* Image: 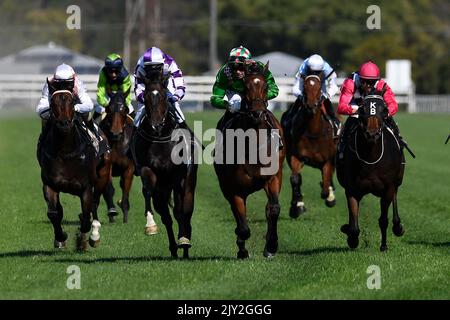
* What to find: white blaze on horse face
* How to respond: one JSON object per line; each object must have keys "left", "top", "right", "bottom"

{"left": 151, "top": 90, "right": 159, "bottom": 98}
{"left": 309, "top": 80, "right": 315, "bottom": 86}
{"left": 253, "top": 78, "right": 260, "bottom": 85}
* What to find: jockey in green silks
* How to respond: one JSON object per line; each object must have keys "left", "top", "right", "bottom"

{"left": 210, "top": 46, "right": 279, "bottom": 113}
{"left": 93, "top": 53, "right": 134, "bottom": 122}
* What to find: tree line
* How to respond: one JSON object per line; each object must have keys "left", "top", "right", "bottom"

{"left": 0, "top": 0, "right": 448, "bottom": 94}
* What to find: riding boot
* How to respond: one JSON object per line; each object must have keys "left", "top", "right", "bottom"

{"left": 385, "top": 116, "right": 406, "bottom": 147}
{"left": 37, "top": 119, "right": 50, "bottom": 162}
{"left": 127, "top": 126, "right": 141, "bottom": 177}
{"left": 324, "top": 99, "right": 342, "bottom": 138}
{"left": 337, "top": 117, "right": 358, "bottom": 159}
{"left": 93, "top": 111, "right": 103, "bottom": 125}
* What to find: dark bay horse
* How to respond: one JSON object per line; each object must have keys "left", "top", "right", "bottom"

{"left": 214, "top": 62, "right": 286, "bottom": 259}
{"left": 281, "top": 74, "right": 338, "bottom": 218}
{"left": 131, "top": 74, "right": 198, "bottom": 258}
{"left": 99, "top": 89, "right": 135, "bottom": 223}
{"left": 37, "top": 87, "right": 112, "bottom": 251}
{"left": 336, "top": 95, "right": 405, "bottom": 251}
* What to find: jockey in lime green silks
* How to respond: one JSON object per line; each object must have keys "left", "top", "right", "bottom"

{"left": 94, "top": 53, "right": 134, "bottom": 122}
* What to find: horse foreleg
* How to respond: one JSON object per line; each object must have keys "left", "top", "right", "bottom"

{"left": 77, "top": 189, "right": 94, "bottom": 251}
{"left": 379, "top": 191, "right": 394, "bottom": 252}
{"left": 229, "top": 195, "right": 250, "bottom": 259}
{"left": 321, "top": 161, "right": 336, "bottom": 208}
{"left": 263, "top": 176, "right": 281, "bottom": 258}
{"left": 119, "top": 165, "right": 134, "bottom": 223}
{"left": 153, "top": 190, "right": 178, "bottom": 258}
{"left": 95, "top": 154, "right": 113, "bottom": 222}
{"left": 141, "top": 167, "right": 158, "bottom": 235}
{"left": 392, "top": 190, "right": 405, "bottom": 237}
{"left": 43, "top": 185, "right": 67, "bottom": 248}
{"left": 289, "top": 155, "right": 306, "bottom": 218}
{"left": 341, "top": 192, "right": 361, "bottom": 249}
{"left": 103, "top": 182, "right": 118, "bottom": 223}
{"left": 174, "top": 167, "right": 197, "bottom": 259}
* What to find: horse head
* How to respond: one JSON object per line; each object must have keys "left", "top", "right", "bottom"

{"left": 105, "top": 88, "right": 130, "bottom": 140}
{"left": 143, "top": 73, "right": 171, "bottom": 131}
{"left": 48, "top": 79, "right": 75, "bottom": 133}
{"left": 302, "top": 74, "right": 323, "bottom": 115}
{"left": 358, "top": 95, "right": 388, "bottom": 142}
{"left": 244, "top": 61, "right": 269, "bottom": 125}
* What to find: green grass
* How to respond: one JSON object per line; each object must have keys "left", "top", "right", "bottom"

{"left": 0, "top": 111, "right": 449, "bottom": 299}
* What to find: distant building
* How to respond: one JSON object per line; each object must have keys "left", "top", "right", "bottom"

{"left": 253, "top": 51, "right": 304, "bottom": 77}
{"left": 0, "top": 42, "right": 103, "bottom": 75}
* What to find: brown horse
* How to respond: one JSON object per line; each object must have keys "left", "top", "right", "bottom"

{"left": 336, "top": 95, "right": 405, "bottom": 251}
{"left": 281, "top": 75, "right": 338, "bottom": 218}
{"left": 131, "top": 73, "right": 198, "bottom": 258}
{"left": 37, "top": 87, "right": 112, "bottom": 251}
{"left": 99, "top": 89, "right": 135, "bottom": 223}
{"left": 214, "top": 62, "right": 286, "bottom": 259}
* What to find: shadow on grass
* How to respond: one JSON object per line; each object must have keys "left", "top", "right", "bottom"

{"left": 0, "top": 250, "right": 61, "bottom": 258}
{"left": 53, "top": 255, "right": 237, "bottom": 264}
{"left": 406, "top": 241, "right": 450, "bottom": 248}
{"left": 0, "top": 249, "right": 237, "bottom": 263}
{"left": 282, "top": 246, "right": 348, "bottom": 256}
{"left": 38, "top": 220, "right": 81, "bottom": 226}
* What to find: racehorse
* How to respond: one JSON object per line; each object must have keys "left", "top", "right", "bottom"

{"left": 214, "top": 62, "right": 286, "bottom": 259}
{"left": 336, "top": 95, "right": 405, "bottom": 251}
{"left": 37, "top": 84, "right": 112, "bottom": 251}
{"left": 131, "top": 72, "right": 198, "bottom": 258}
{"left": 280, "top": 74, "right": 338, "bottom": 218}
{"left": 98, "top": 89, "right": 135, "bottom": 223}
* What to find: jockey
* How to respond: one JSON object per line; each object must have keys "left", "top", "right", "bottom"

{"left": 93, "top": 53, "right": 134, "bottom": 123}
{"left": 291, "top": 54, "right": 341, "bottom": 136}
{"left": 133, "top": 46, "right": 187, "bottom": 127}
{"left": 210, "top": 45, "right": 279, "bottom": 116}
{"left": 337, "top": 60, "right": 404, "bottom": 152}
{"left": 36, "top": 63, "right": 104, "bottom": 151}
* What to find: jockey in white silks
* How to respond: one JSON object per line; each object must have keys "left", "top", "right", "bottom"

{"left": 291, "top": 54, "right": 341, "bottom": 136}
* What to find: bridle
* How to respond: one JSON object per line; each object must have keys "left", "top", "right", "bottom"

{"left": 302, "top": 75, "right": 323, "bottom": 112}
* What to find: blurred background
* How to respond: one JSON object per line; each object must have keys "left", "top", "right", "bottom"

{"left": 0, "top": 0, "right": 448, "bottom": 112}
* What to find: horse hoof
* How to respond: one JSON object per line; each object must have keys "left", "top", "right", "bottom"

{"left": 392, "top": 224, "right": 405, "bottom": 237}
{"left": 123, "top": 217, "right": 128, "bottom": 224}
{"left": 108, "top": 215, "right": 115, "bottom": 223}
{"left": 177, "top": 237, "right": 192, "bottom": 248}
{"left": 237, "top": 250, "right": 249, "bottom": 259}
{"left": 263, "top": 249, "right": 276, "bottom": 259}
{"left": 347, "top": 235, "right": 359, "bottom": 249}
{"left": 289, "top": 204, "right": 306, "bottom": 219}
{"left": 53, "top": 240, "right": 66, "bottom": 249}
{"left": 182, "top": 247, "right": 190, "bottom": 259}
{"left": 380, "top": 245, "right": 388, "bottom": 252}
{"left": 340, "top": 224, "right": 350, "bottom": 235}
{"left": 89, "top": 238, "right": 100, "bottom": 248}
{"left": 76, "top": 233, "right": 89, "bottom": 252}
{"left": 325, "top": 199, "right": 336, "bottom": 208}
{"left": 144, "top": 225, "right": 158, "bottom": 235}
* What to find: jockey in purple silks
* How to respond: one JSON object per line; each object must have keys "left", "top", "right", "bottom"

{"left": 133, "top": 46, "right": 187, "bottom": 127}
